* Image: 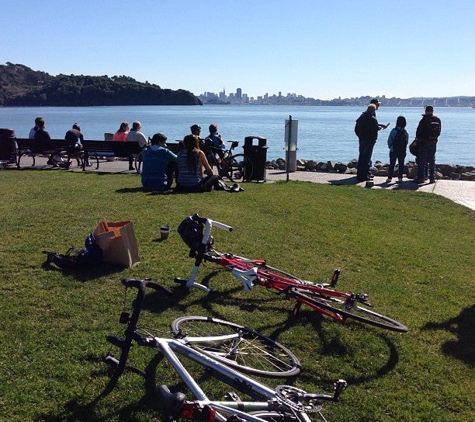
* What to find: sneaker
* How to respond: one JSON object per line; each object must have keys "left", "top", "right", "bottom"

{"left": 429, "top": 179, "right": 435, "bottom": 184}
{"left": 386, "top": 178, "right": 392, "bottom": 183}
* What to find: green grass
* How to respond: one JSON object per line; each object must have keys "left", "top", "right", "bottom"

{"left": 0, "top": 169, "right": 474, "bottom": 422}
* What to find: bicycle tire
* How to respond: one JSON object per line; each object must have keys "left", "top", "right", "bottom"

{"left": 134, "top": 151, "right": 143, "bottom": 174}
{"left": 170, "top": 316, "right": 301, "bottom": 378}
{"left": 224, "top": 154, "right": 253, "bottom": 182}
{"left": 293, "top": 289, "right": 408, "bottom": 333}
{"left": 248, "top": 412, "right": 298, "bottom": 422}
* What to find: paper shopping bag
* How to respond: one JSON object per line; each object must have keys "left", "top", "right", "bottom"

{"left": 93, "top": 221, "right": 140, "bottom": 268}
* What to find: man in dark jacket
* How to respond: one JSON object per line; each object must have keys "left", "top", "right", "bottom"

{"left": 355, "top": 104, "right": 379, "bottom": 182}
{"left": 414, "top": 106, "right": 441, "bottom": 183}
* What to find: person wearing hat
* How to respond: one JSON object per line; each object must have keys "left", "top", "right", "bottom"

{"left": 190, "top": 124, "right": 205, "bottom": 148}
{"left": 141, "top": 133, "right": 177, "bottom": 191}
{"left": 354, "top": 104, "right": 379, "bottom": 182}
{"left": 414, "top": 106, "right": 441, "bottom": 184}
{"left": 370, "top": 99, "right": 390, "bottom": 130}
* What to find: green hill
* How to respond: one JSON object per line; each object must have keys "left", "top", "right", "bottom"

{"left": 0, "top": 62, "right": 202, "bottom": 106}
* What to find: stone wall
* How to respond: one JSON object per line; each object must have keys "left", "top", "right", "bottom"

{"left": 266, "top": 158, "right": 475, "bottom": 181}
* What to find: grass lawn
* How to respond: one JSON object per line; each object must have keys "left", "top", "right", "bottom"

{"left": 0, "top": 169, "right": 474, "bottom": 422}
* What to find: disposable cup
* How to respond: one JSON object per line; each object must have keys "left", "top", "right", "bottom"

{"left": 160, "top": 225, "right": 171, "bottom": 240}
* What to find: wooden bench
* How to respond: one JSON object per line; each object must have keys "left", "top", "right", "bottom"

{"left": 15, "top": 138, "right": 84, "bottom": 169}
{"left": 81, "top": 140, "right": 144, "bottom": 171}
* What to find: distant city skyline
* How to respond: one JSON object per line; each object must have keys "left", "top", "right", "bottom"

{"left": 199, "top": 88, "right": 475, "bottom": 107}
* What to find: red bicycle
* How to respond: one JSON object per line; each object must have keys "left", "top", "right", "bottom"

{"left": 175, "top": 214, "right": 408, "bottom": 333}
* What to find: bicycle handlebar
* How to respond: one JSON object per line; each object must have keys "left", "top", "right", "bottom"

{"left": 191, "top": 213, "right": 233, "bottom": 232}
{"left": 121, "top": 278, "right": 173, "bottom": 296}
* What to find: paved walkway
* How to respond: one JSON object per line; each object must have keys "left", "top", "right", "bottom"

{"left": 265, "top": 169, "right": 475, "bottom": 211}
{"left": 13, "top": 156, "right": 475, "bottom": 211}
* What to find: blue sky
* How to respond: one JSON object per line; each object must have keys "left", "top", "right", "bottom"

{"left": 2, "top": 0, "right": 474, "bottom": 100}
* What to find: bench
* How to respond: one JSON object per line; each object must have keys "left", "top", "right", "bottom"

{"left": 81, "top": 140, "right": 144, "bottom": 171}
{"left": 15, "top": 138, "right": 84, "bottom": 169}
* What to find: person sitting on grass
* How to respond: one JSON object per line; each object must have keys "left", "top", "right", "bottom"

{"left": 141, "top": 133, "right": 177, "bottom": 191}
{"left": 176, "top": 134, "right": 220, "bottom": 192}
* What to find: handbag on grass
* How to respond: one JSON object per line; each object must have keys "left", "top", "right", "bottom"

{"left": 93, "top": 221, "right": 140, "bottom": 268}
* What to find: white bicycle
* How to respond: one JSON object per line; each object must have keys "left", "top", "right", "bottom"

{"left": 103, "top": 278, "right": 347, "bottom": 422}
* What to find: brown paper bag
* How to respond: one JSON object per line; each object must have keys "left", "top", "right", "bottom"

{"left": 93, "top": 221, "right": 140, "bottom": 268}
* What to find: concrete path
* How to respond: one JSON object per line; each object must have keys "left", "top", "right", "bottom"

{"left": 13, "top": 156, "right": 475, "bottom": 211}
{"left": 266, "top": 169, "right": 475, "bottom": 211}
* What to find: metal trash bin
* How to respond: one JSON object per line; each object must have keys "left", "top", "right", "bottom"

{"left": 0, "top": 128, "right": 17, "bottom": 166}
{"left": 243, "top": 136, "right": 268, "bottom": 182}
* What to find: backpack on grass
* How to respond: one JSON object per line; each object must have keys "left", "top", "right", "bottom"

{"left": 43, "top": 233, "right": 103, "bottom": 270}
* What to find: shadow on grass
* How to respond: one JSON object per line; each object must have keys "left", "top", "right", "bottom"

{"left": 422, "top": 304, "right": 475, "bottom": 366}
{"left": 34, "top": 372, "right": 158, "bottom": 422}
{"left": 41, "top": 260, "right": 125, "bottom": 282}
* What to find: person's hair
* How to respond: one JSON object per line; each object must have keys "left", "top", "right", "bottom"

{"left": 150, "top": 133, "right": 167, "bottom": 146}
{"left": 209, "top": 124, "right": 218, "bottom": 134}
{"left": 132, "top": 121, "right": 141, "bottom": 131}
{"left": 182, "top": 134, "right": 199, "bottom": 173}
{"left": 36, "top": 118, "right": 45, "bottom": 128}
{"left": 118, "top": 122, "right": 129, "bottom": 133}
{"left": 190, "top": 124, "right": 201, "bottom": 134}
{"left": 72, "top": 123, "right": 81, "bottom": 131}
{"left": 396, "top": 116, "right": 406, "bottom": 128}
{"left": 366, "top": 104, "right": 376, "bottom": 114}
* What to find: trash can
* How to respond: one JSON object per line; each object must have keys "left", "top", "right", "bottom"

{"left": 0, "top": 128, "right": 17, "bottom": 165}
{"left": 244, "top": 136, "right": 268, "bottom": 182}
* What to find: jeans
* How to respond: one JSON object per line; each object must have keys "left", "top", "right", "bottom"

{"left": 357, "top": 140, "right": 375, "bottom": 180}
{"left": 388, "top": 152, "right": 406, "bottom": 179}
{"left": 417, "top": 143, "right": 437, "bottom": 181}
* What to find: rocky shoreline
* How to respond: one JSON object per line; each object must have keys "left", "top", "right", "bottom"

{"left": 267, "top": 158, "right": 475, "bottom": 181}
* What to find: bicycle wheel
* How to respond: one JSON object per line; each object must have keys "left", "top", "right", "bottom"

{"left": 224, "top": 154, "right": 253, "bottom": 182}
{"left": 293, "top": 289, "right": 408, "bottom": 333}
{"left": 171, "top": 316, "right": 300, "bottom": 378}
{"left": 248, "top": 412, "right": 298, "bottom": 422}
{"left": 134, "top": 151, "right": 143, "bottom": 174}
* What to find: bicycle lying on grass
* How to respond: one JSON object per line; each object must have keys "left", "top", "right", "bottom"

{"left": 175, "top": 215, "right": 408, "bottom": 333}
{"left": 103, "top": 278, "right": 347, "bottom": 422}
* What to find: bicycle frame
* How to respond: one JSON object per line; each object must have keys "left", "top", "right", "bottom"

{"left": 176, "top": 215, "right": 408, "bottom": 333}
{"left": 103, "top": 278, "right": 346, "bottom": 422}
{"left": 181, "top": 217, "right": 353, "bottom": 323}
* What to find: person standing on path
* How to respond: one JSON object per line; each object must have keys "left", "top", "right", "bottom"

{"left": 414, "top": 106, "right": 441, "bottom": 184}
{"left": 355, "top": 104, "right": 379, "bottom": 182}
{"left": 386, "top": 116, "right": 409, "bottom": 184}
{"left": 370, "top": 98, "right": 390, "bottom": 131}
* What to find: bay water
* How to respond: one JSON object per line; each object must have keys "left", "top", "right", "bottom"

{"left": 0, "top": 105, "right": 473, "bottom": 166}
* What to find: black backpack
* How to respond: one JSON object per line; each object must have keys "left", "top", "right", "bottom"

{"left": 43, "top": 233, "right": 103, "bottom": 270}
{"left": 427, "top": 119, "right": 441, "bottom": 140}
{"left": 392, "top": 128, "right": 408, "bottom": 154}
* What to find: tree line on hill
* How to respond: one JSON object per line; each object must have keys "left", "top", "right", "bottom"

{"left": 0, "top": 63, "right": 202, "bottom": 107}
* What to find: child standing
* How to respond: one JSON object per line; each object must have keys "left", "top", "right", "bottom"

{"left": 386, "top": 116, "right": 409, "bottom": 184}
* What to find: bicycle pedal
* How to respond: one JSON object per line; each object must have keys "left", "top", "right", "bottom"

{"left": 225, "top": 391, "right": 242, "bottom": 402}
{"left": 330, "top": 269, "right": 341, "bottom": 287}
{"left": 106, "top": 335, "right": 126, "bottom": 348}
{"left": 119, "top": 311, "right": 130, "bottom": 324}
